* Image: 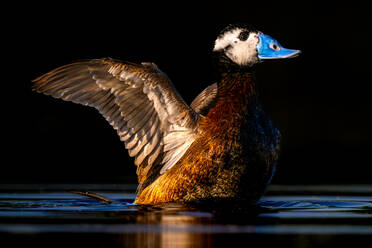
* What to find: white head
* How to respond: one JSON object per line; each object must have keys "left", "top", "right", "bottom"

{"left": 213, "top": 24, "right": 301, "bottom": 67}
{"left": 214, "top": 27, "right": 260, "bottom": 66}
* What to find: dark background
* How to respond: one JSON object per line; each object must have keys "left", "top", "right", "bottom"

{"left": 3, "top": 1, "right": 371, "bottom": 184}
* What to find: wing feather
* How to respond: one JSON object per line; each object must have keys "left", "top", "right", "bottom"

{"left": 190, "top": 83, "right": 217, "bottom": 115}
{"left": 147, "top": 133, "right": 162, "bottom": 165}
{"left": 32, "top": 58, "right": 200, "bottom": 187}
{"left": 131, "top": 108, "right": 155, "bottom": 134}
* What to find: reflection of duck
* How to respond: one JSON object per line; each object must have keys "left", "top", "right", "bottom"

{"left": 32, "top": 24, "right": 300, "bottom": 204}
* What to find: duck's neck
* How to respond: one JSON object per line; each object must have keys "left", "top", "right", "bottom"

{"left": 211, "top": 52, "right": 258, "bottom": 112}
{"left": 219, "top": 71, "right": 257, "bottom": 103}
{"left": 202, "top": 71, "right": 258, "bottom": 135}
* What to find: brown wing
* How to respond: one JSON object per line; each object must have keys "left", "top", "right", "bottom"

{"left": 32, "top": 58, "right": 199, "bottom": 187}
{"left": 190, "top": 83, "right": 217, "bottom": 116}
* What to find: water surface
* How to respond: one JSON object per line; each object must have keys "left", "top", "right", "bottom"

{"left": 1, "top": 184, "right": 371, "bottom": 247}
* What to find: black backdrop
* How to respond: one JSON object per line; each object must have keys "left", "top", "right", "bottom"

{"left": 3, "top": 1, "right": 371, "bottom": 184}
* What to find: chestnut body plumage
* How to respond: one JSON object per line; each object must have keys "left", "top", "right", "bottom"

{"left": 135, "top": 72, "right": 280, "bottom": 204}
{"left": 32, "top": 24, "right": 299, "bottom": 204}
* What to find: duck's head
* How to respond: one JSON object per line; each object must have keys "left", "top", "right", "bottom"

{"left": 213, "top": 24, "right": 301, "bottom": 68}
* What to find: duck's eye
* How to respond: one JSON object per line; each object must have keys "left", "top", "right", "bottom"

{"left": 270, "top": 43, "right": 281, "bottom": 51}
{"left": 238, "top": 31, "right": 249, "bottom": 41}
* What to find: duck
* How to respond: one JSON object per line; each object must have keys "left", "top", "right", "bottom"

{"left": 32, "top": 24, "right": 300, "bottom": 205}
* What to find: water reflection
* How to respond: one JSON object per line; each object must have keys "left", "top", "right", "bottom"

{"left": 117, "top": 212, "right": 215, "bottom": 248}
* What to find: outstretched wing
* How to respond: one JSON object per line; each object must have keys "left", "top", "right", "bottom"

{"left": 190, "top": 83, "right": 217, "bottom": 116}
{"left": 32, "top": 58, "right": 199, "bottom": 186}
